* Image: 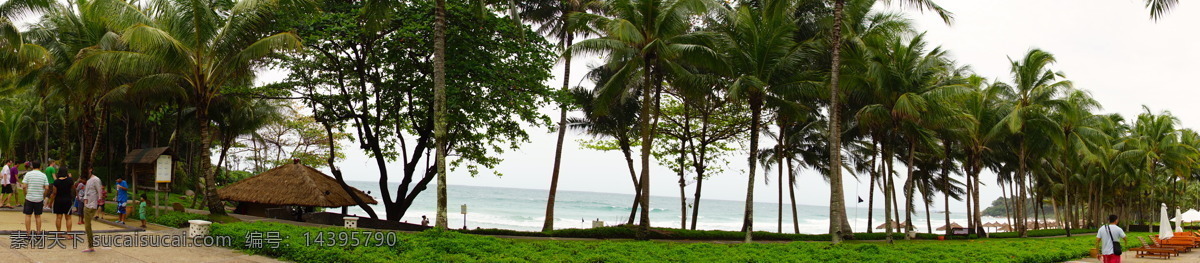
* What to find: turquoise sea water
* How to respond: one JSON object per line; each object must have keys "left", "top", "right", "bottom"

{"left": 342, "top": 181, "right": 1003, "bottom": 234}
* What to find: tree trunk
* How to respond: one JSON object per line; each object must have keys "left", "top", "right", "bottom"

{"left": 1001, "top": 181, "right": 1012, "bottom": 229}
{"left": 943, "top": 142, "right": 952, "bottom": 236}
{"left": 635, "top": 57, "right": 655, "bottom": 240}
{"left": 883, "top": 144, "right": 894, "bottom": 244}
{"left": 827, "top": 0, "right": 851, "bottom": 244}
{"left": 678, "top": 141, "right": 687, "bottom": 229}
{"left": 1016, "top": 142, "right": 1027, "bottom": 237}
{"left": 432, "top": 0, "right": 449, "bottom": 230}
{"left": 543, "top": 33, "right": 575, "bottom": 232}
{"left": 742, "top": 93, "right": 762, "bottom": 243}
{"left": 777, "top": 120, "right": 785, "bottom": 233}
{"left": 903, "top": 139, "right": 916, "bottom": 239}
{"left": 788, "top": 154, "right": 799, "bottom": 234}
{"left": 690, "top": 104, "right": 710, "bottom": 231}
{"left": 972, "top": 159, "right": 982, "bottom": 236}
{"left": 321, "top": 121, "right": 377, "bottom": 218}
{"left": 197, "top": 103, "right": 225, "bottom": 216}
{"left": 924, "top": 197, "right": 932, "bottom": 234}
{"left": 620, "top": 139, "right": 640, "bottom": 225}
{"left": 867, "top": 140, "right": 877, "bottom": 234}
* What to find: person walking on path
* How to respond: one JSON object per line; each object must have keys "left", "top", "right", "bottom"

{"left": 48, "top": 170, "right": 75, "bottom": 233}
{"left": 1096, "top": 214, "right": 1127, "bottom": 263}
{"left": 115, "top": 178, "right": 129, "bottom": 224}
{"left": 0, "top": 160, "right": 12, "bottom": 208}
{"left": 82, "top": 168, "right": 102, "bottom": 253}
{"left": 21, "top": 161, "right": 48, "bottom": 233}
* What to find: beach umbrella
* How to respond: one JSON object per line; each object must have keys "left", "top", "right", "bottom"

{"left": 875, "top": 220, "right": 899, "bottom": 230}
{"left": 1159, "top": 203, "right": 1174, "bottom": 239}
{"left": 936, "top": 222, "right": 963, "bottom": 231}
{"left": 1177, "top": 208, "right": 1184, "bottom": 233}
{"left": 1174, "top": 209, "right": 1200, "bottom": 222}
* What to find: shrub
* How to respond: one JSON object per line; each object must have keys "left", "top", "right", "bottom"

{"left": 211, "top": 221, "right": 1154, "bottom": 263}
{"left": 990, "top": 228, "right": 1097, "bottom": 238}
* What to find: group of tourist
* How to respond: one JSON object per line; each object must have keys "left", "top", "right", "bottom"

{"left": 0, "top": 159, "right": 147, "bottom": 252}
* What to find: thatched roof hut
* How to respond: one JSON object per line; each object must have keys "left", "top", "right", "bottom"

{"left": 219, "top": 161, "right": 376, "bottom": 218}
{"left": 936, "top": 222, "right": 963, "bottom": 231}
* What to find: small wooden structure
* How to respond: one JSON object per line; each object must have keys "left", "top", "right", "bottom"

{"left": 122, "top": 147, "right": 171, "bottom": 190}
{"left": 217, "top": 160, "right": 376, "bottom": 219}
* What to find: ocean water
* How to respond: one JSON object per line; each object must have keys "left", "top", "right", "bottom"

{"left": 341, "top": 181, "right": 1005, "bottom": 234}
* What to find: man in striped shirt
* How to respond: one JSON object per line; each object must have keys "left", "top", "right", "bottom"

{"left": 22, "top": 161, "right": 48, "bottom": 233}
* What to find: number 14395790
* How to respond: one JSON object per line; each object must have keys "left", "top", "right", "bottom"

{"left": 302, "top": 231, "right": 398, "bottom": 247}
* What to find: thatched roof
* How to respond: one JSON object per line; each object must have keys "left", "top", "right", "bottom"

{"left": 936, "top": 222, "right": 963, "bottom": 231}
{"left": 218, "top": 161, "right": 377, "bottom": 207}
{"left": 123, "top": 147, "right": 170, "bottom": 164}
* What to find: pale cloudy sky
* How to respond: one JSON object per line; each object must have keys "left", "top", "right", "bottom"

{"left": 272, "top": 0, "right": 1200, "bottom": 217}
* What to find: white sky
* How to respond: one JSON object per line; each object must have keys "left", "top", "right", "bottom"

{"left": 268, "top": 0, "right": 1199, "bottom": 217}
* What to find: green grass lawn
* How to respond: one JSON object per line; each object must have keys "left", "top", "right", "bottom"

{"left": 211, "top": 221, "right": 1153, "bottom": 263}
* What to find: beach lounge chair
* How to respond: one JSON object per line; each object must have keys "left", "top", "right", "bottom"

{"left": 1151, "top": 235, "right": 1196, "bottom": 251}
{"left": 1132, "top": 236, "right": 1178, "bottom": 259}
{"left": 1162, "top": 234, "right": 1200, "bottom": 247}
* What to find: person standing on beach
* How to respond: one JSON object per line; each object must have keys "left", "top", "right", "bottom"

{"left": 21, "top": 161, "right": 48, "bottom": 233}
{"left": 0, "top": 160, "right": 12, "bottom": 208}
{"left": 1096, "top": 214, "right": 1127, "bottom": 263}
{"left": 44, "top": 160, "right": 57, "bottom": 184}
{"left": 82, "top": 169, "right": 102, "bottom": 253}
{"left": 48, "top": 171, "right": 75, "bottom": 233}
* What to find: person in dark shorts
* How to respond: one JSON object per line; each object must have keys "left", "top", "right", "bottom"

{"left": 21, "top": 161, "right": 48, "bottom": 233}
{"left": 48, "top": 170, "right": 75, "bottom": 233}
{"left": 0, "top": 160, "right": 12, "bottom": 208}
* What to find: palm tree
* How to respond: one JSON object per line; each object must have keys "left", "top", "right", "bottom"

{"left": 564, "top": 68, "right": 643, "bottom": 225}
{"left": 1145, "top": 0, "right": 1178, "bottom": 20}
{"left": 73, "top": 0, "right": 309, "bottom": 215}
{"left": 521, "top": 0, "right": 605, "bottom": 233}
{"left": 0, "top": 17, "right": 50, "bottom": 74}
{"left": 1047, "top": 89, "right": 1103, "bottom": 236}
{"left": 992, "top": 49, "right": 1071, "bottom": 237}
{"left": 568, "top": 0, "right": 718, "bottom": 238}
{"left": 826, "top": 0, "right": 951, "bottom": 243}
{"left": 713, "top": 0, "right": 817, "bottom": 242}
{"left": 433, "top": 0, "right": 450, "bottom": 230}
{"left": 954, "top": 75, "right": 1006, "bottom": 235}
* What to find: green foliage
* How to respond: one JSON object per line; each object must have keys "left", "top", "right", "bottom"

{"left": 463, "top": 225, "right": 930, "bottom": 241}
{"left": 212, "top": 221, "right": 1150, "bottom": 263}
{"left": 989, "top": 228, "right": 1097, "bottom": 238}
{"left": 981, "top": 197, "right": 1055, "bottom": 217}
{"left": 152, "top": 210, "right": 212, "bottom": 228}
{"left": 288, "top": 0, "right": 557, "bottom": 176}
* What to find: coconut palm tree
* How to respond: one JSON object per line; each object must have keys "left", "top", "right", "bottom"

{"left": 568, "top": 0, "right": 718, "bottom": 238}
{"left": 520, "top": 0, "right": 606, "bottom": 233}
{"left": 953, "top": 75, "right": 1006, "bottom": 235}
{"left": 854, "top": 32, "right": 963, "bottom": 239}
{"left": 992, "top": 49, "right": 1072, "bottom": 237}
{"left": 1145, "top": 0, "right": 1178, "bottom": 20}
{"left": 433, "top": 0, "right": 450, "bottom": 230}
{"left": 710, "top": 0, "right": 815, "bottom": 243}
{"left": 826, "top": 0, "right": 951, "bottom": 243}
{"left": 71, "top": 0, "right": 309, "bottom": 215}
{"left": 1046, "top": 89, "right": 1104, "bottom": 236}
{"left": 564, "top": 67, "right": 644, "bottom": 225}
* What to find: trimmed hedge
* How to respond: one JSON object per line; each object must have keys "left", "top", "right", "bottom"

{"left": 210, "top": 221, "right": 1154, "bottom": 263}
{"left": 460, "top": 225, "right": 973, "bottom": 241}
{"left": 990, "top": 228, "right": 1098, "bottom": 238}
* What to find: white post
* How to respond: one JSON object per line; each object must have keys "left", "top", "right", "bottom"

{"left": 343, "top": 217, "right": 359, "bottom": 229}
